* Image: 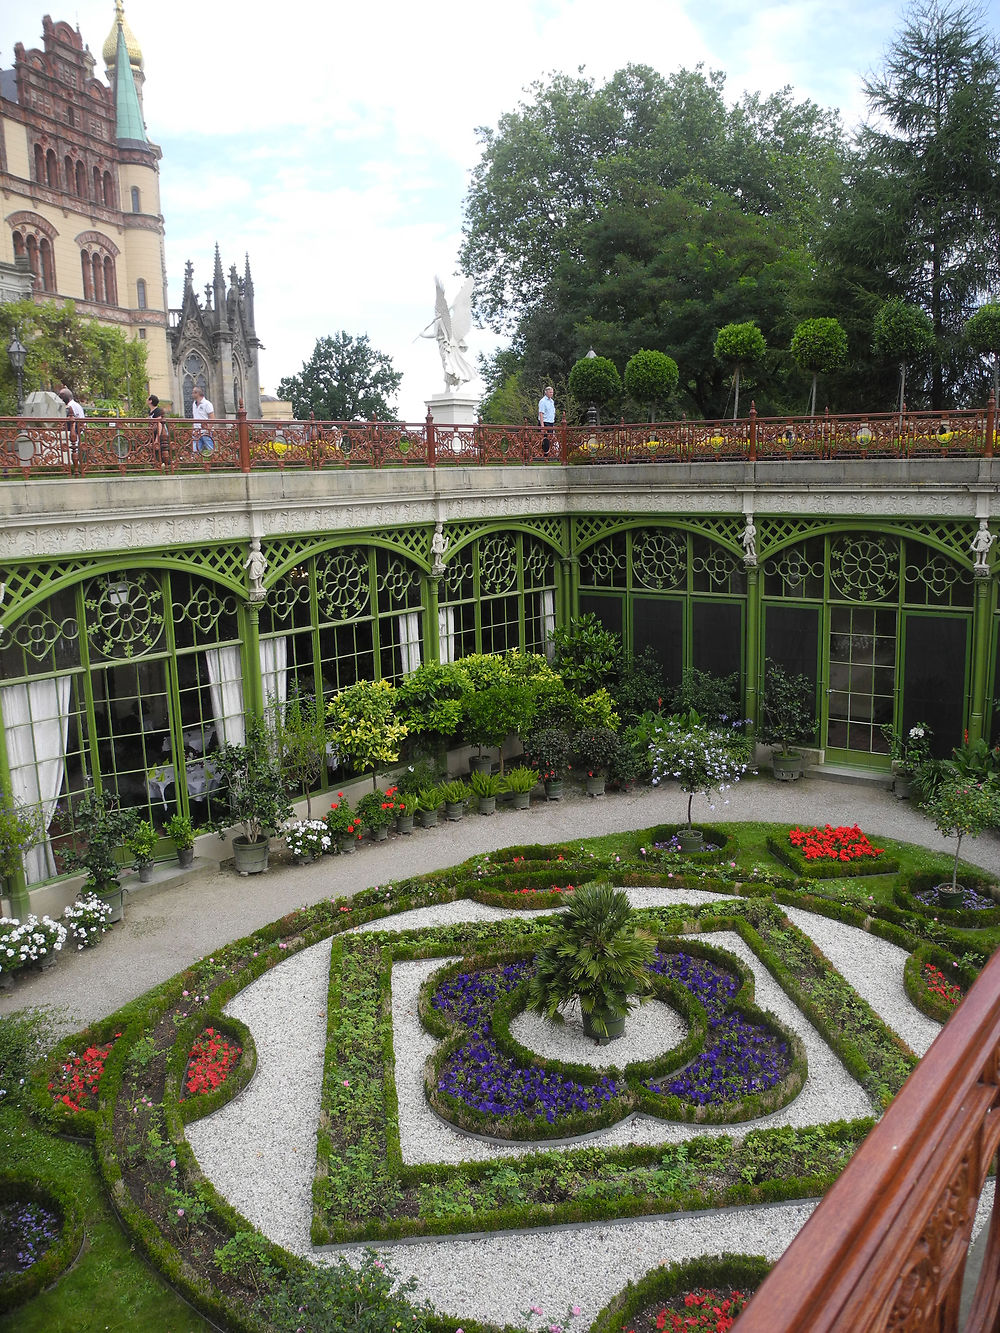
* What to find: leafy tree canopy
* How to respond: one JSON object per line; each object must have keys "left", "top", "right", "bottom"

{"left": 623, "top": 349, "right": 679, "bottom": 416}
{"left": 0, "top": 299, "right": 148, "bottom": 416}
{"left": 278, "top": 332, "right": 402, "bottom": 421}
{"left": 568, "top": 355, "right": 621, "bottom": 416}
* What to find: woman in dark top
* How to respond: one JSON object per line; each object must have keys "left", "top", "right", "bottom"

{"left": 148, "top": 394, "right": 169, "bottom": 468}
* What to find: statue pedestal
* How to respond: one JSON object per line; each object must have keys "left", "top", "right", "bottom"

{"left": 425, "top": 393, "right": 479, "bottom": 428}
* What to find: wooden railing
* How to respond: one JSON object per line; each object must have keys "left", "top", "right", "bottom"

{"left": 0, "top": 398, "right": 995, "bottom": 478}
{"left": 735, "top": 945, "right": 1000, "bottom": 1331}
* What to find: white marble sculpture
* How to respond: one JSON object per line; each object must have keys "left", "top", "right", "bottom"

{"left": 971, "top": 519, "right": 995, "bottom": 573}
{"left": 741, "top": 515, "right": 757, "bottom": 566}
{"left": 430, "top": 522, "right": 449, "bottom": 576}
{"left": 419, "top": 276, "right": 475, "bottom": 393}
{"left": 245, "top": 539, "right": 268, "bottom": 599}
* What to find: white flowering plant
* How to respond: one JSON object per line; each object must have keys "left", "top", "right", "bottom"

{"left": 879, "top": 720, "right": 933, "bottom": 776}
{"left": 0, "top": 913, "right": 67, "bottom": 974}
{"left": 284, "top": 819, "right": 332, "bottom": 859}
{"left": 649, "top": 714, "right": 749, "bottom": 831}
{"left": 62, "top": 892, "right": 113, "bottom": 949}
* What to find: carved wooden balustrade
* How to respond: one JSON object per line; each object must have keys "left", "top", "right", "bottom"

{"left": 0, "top": 397, "right": 994, "bottom": 478}
{"left": 735, "top": 945, "right": 1000, "bottom": 1332}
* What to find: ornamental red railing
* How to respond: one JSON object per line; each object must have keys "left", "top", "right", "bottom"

{"left": 0, "top": 398, "right": 994, "bottom": 478}
{"left": 734, "top": 944, "right": 1000, "bottom": 1332}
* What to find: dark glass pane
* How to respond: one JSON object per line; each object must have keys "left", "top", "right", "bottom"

{"left": 633, "top": 597, "right": 682, "bottom": 689}
{"left": 764, "top": 605, "right": 819, "bottom": 681}
{"left": 692, "top": 601, "right": 742, "bottom": 682}
{"left": 579, "top": 594, "right": 623, "bottom": 640}
{"left": 902, "top": 615, "right": 968, "bottom": 758}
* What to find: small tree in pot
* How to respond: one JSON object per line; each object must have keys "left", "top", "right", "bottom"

{"left": 523, "top": 726, "right": 573, "bottom": 797}
{"left": 61, "top": 791, "right": 140, "bottom": 921}
{"left": 326, "top": 678, "right": 408, "bottom": 790}
{"left": 165, "top": 813, "right": 195, "bottom": 867}
{"left": 573, "top": 724, "right": 620, "bottom": 795}
{"left": 649, "top": 713, "right": 749, "bottom": 849}
{"left": 461, "top": 683, "right": 535, "bottom": 775}
{"left": 758, "top": 661, "right": 816, "bottom": 780}
{"left": 211, "top": 718, "right": 293, "bottom": 875}
{"left": 919, "top": 779, "right": 1000, "bottom": 907}
{"left": 525, "top": 882, "right": 655, "bottom": 1043}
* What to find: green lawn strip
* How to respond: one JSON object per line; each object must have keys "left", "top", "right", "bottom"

{"left": 311, "top": 894, "right": 907, "bottom": 1243}
{"left": 0, "top": 1109, "right": 211, "bottom": 1333}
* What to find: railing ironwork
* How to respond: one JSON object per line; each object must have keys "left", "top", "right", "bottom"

{"left": 735, "top": 945, "right": 1000, "bottom": 1332}
{"left": 0, "top": 398, "right": 994, "bottom": 479}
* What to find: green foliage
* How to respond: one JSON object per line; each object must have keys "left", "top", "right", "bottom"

{"left": 623, "top": 348, "right": 679, "bottom": 417}
{"left": 649, "top": 717, "right": 750, "bottom": 828}
{"left": 669, "top": 668, "right": 741, "bottom": 726}
{"left": 0, "top": 1010, "right": 53, "bottom": 1109}
{"left": 277, "top": 331, "right": 402, "bottom": 421}
{"left": 523, "top": 726, "right": 573, "bottom": 778}
{"left": 525, "top": 883, "right": 655, "bottom": 1034}
{"left": 878, "top": 721, "right": 933, "bottom": 777}
{"left": 714, "top": 321, "right": 766, "bottom": 418}
{"left": 550, "top": 612, "right": 622, "bottom": 695}
{"left": 759, "top": 661, "right": 817, "bottom": 757}
{"left": 967, "top": 302, "right": 1000, "bottom": 398}
{"left": 790, "top": 317, "right": 849, "bottom": 414}
{"left": 0, "top": 782, "right": 39, "bottom": 879}
{"left": 568, "top": 355, "right": 621, "bottom": 416}
{"left": 164, "top": 815, "right": 194, "bottom": 851}
{"left": 0, "top": 299, "right": 148, "bottom": 416}
{"left": 356, "top": 789, "right": 395, "bottom": 831}
{"left": 393, "top": 663, "right": 473, "bottom": 739}
{"left": 265, "top": 1249, "right": 431, "bottom": 1332}
{"left": 325, "top": 793, "right": 361, "bottom": 837}
{"left": 873, "top": 298, "right": 935, "bottom": 364}
{"left": 212, "top": 1232, "right": 277, "bottom": 1299}
{"left": 469, "top": 769, "right": 503, "bottom": 798}
{"left": 573, "top": 725, "right": 620, "bottom": 773}
{"left": 461, "top": 682, "right": 535, "bottom": 756}
{"left": 326, "top": 679, "right": 408, "bottom": 786}
{"left": 273, "top": 688, "right": 329, "bottom": 819}
{"left": 501, "top": 766, "right": 538, "bottom": 794}
{"left": 60, "top": 791, "right": 140, "bottom": 889}
{"left": 438, "top": 779, "right": 471, "bottom": 805}
{"left": 127, "top": 820, "right": 157, "bottom": 869}
{"left": 209, "top": 718, "right": 294, "bottom": 844}
{"left": 919, "top": 778, "right": 1000, "bottom": 890}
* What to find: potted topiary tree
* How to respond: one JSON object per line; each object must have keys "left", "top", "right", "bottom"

{"left": 649, "top": 713, "right": 749, "bottom": 852}
{"left": 0, "top": 781, "right": 40, "bottom": 911}
{"left": 60, "top": 791, "right": 140, "bottom": 922}
{"left": 127, "top": 819, "right": 158, "bottom": 882}
{"left": 573, "top": 725, "right": 620, "bottom": 797}
{"left": 525, "top": 882, "right": 655, "bottom": 1043}
{"left": 210, "top": 718, "right": 294, "bottom": 875}
{"left": 919, "top": 779, "right": 1000, "bottom": 908}
{"left": 326, "top": 678, "right": 408, "bottom": 791}
{"left": 523, "top": 726, "right": 573, "bottom": 799}
{"left": 461, "top": 683, "right": 534, "bottom": 776}
{"left": 713, "top": 321, "right": 766, "bottom": 419}
{"left": 165, "top": 813, "right": 195, "bottom": 867}
{"left": 758, "top": 661, "right": 817, "bottom": 781}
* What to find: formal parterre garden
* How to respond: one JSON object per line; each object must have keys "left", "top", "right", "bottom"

{"left": 1, "top": 809, "right": 998, "bottom": 1333}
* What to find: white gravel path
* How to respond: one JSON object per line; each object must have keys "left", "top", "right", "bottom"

{"left": 185, "top": 887, "right": 990, "bottom": 1327}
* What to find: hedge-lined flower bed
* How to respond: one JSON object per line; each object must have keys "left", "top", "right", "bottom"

{"left": 767, "top": 826, "right": 899, "bottom": 878}
{"left": 638, "top": 825, "right": 738, "bottom": 866}
{"left": 182, "top": 1028, "right": 243, "bottom": 1100}
{"left": 47, "top": 1035, "right": 120, "bottom": 1115}
{"left": 902, "top": 944, "right": 976, "bottom": 1023}
{"left": 893, "top": 871, "right": 1000, "bottom": 929}
{"left": 589, "top": 1252, "right": 772, "bottom": 1333}
{"left": 0, "top": 1174, "right": 83, "bottom": 1317}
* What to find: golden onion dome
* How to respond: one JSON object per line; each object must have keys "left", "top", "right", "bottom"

{"left": 102, "top": 1, "right": 143, "bottom": 70}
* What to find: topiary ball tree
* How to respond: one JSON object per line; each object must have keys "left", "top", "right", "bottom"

{"left": 790, "top": 317, "right": 848, "bottom": 416}
{"left": 623, "top": 349, "right": 679, "bottom": 422}
{"left": 713, "top": 322, "right": 766, "bottom": 420}
{"left": 966, "top": 303, "right": 1000, "bottom": 404}
{"left": 568, "top": 355, "right": 622, "bottom": 425}
{"left": 872, "top": 298, "right": 935, "bottom": 412}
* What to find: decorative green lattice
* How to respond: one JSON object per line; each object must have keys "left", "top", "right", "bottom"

{"left": 633, "top": 530, "right": 687, "bottom": 590}
{"left": 579, "top": 535, "right": 626, "bottom": 587}
{"left": 522, "top": 540, "right": 556, "bottom": 588}
{"left": 442, "top": 552, "right": 475, "bottom": 599}
{"left": 173, "top": 582, "right": 241, "bottom": 638}
{"left": 264, "top": 576, "right": 311, "bottom": 626}
{"left": 830, "top": 536, "right": 900, "bottom": 603}
{"left": 5, "top": 605, "right": 80, "bottom": 661}
{"left": 316, "top": 549, "right": 371, "bottom": 621}
{"left": 691, "top": 539, "right": 743, "bottom": 591}
{"left": 903, "top": 548, "right": 973, "bottom": 608}
{"left": 762, "top": 541, "right": 826, "bottom": 599}
{"left": 83, "top": 572, "right": 165, "bottom": 660}
{"left": 478, "top": 534, "right": 518, "bottom": 595}
{"left": 376, "top": 556, "right": 420, "bottom": 607}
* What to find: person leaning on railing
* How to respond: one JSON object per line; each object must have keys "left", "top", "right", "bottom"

{"left": 191, "top": 385, "right": 215, "bottom": 455}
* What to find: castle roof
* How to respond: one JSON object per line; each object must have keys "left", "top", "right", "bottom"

{"left": 103, "top": 1, "right": 143, "bottom": 71}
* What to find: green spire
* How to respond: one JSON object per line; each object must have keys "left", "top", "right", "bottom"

{"left": 113, "top": 20, "right": 146, "bottom": 144}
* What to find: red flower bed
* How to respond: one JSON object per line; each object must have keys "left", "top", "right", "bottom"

{"left": 788, "top": 823, "right": 884, "bottom": 863}
{"left": 923, "top": 963, "right": 963, "bottom": 1008}
{"left": 514, "top": 883, "right": 576, "bottom": 896}
{"left": 48, "top": 1036, "right": 120, "bottom": 1113}
{"left": 182, "top": 1028, "right": 242, "bottom": 1099}
{"left": 625, "top": 1288, "right": 750, "bottom": 1332}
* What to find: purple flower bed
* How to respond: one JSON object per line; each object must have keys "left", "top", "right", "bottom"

{"left": 914, "top": 884, "right": 995, "bottom": 911}
{"left": 644, "top": 950, "right": 789, "bottom": 1105}
{"left": 433, "top": 962, "right": 622, "bottom": 1123}
{"left": 0, "top": 1199, "right": 60, "bottom": 1275}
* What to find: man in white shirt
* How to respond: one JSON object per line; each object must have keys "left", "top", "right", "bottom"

{"left": 537, "top": 385, "right": 555, "bottom": 455}
{"left": 191, "top": 384, "right": 215, "bottom": 454}
{"left": 58, "top": 387, "right": 85, "bottom": 466}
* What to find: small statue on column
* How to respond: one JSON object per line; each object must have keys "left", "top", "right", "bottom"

{"left": 245, "top": 538, "right": 268, "bottom": 600}
{"left": 971, "top": 520, "right": 995, "bottom": 575}
{"left": 741, "top": 515, "right": 757, "bottom": 567}
{"left": 430, "top": 522, "right": 449, "bottom": 576}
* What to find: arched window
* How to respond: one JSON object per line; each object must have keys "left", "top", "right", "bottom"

{"left": 131, "top": 186, "right": 141, "bottom": 213}
{"left": 92, "top": 252, "right": 104, "bottom": 303}
{"left": 182, "top": 352, "right": 208, "bottom": 416}
{"left": 64, "top": 155, "right": 74, "bottom": 192}
{"left": 136, "top": 278, "right": 147, "bottom": 310}
{"left": 104, "top": 255, "right": 117, "bottom": 306}
{"left": 39, "top": 239, "right": 55, "bottom": 292}
{"left": 26, "top": 235, "right": 39, "bottom": 283}
{"left": 34, "top": 144, "right": 45, "bottom": 182}
{"left": 12, "top": 231, "right": 25, "bottom": 261}
{"left": 102, "top": 171, "right": 114, "bottom": 208}
{"left": 46, "top": 149, "right": 58, "bottom": 188}
{"left": 81, "top": 252, "right": 93, "bottom": 301}
{"left": 93, "top": 165, "right": 101, "bottom": 201}
{"left": 76, "top": 161, "right": 86, "bottom": 197}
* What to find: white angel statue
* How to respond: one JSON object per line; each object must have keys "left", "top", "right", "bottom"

{"left": 419, "top": 276, "right": 475, "bottom": 392}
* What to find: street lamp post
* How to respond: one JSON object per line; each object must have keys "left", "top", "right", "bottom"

{"left": 7, "top": 329, "right": 27, "bottom": 415}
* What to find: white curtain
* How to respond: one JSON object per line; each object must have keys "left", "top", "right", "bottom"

{"left": 1, "top": 677, "right": 71, "bottom": 884}
{"left": 540, "top": 590, "right": 557, "bottom": 662}
{"left": 398, "top": 612, "right": 422, "bottom": 675}
{"left": 259, "top": 636, "right": 288, "bottom": 727}
{"left": 204, "top": 646, "right": 246, "bottom": 747}
{"left": 438, "top": 606, "right": 455, "bottom": 665}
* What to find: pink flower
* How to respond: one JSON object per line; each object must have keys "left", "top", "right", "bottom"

{"left": 342, "top": 1079, "right": 350, "bottom": 1087}
{"left": 177, "top": 1207, "right": 185, "bottom": 1216}
{"left": 169, "top": 1158, "right": 175, "bottom": 1168}
{"left": 572, "top": 1308, "right": 581, "bottom": 1317}
{"left": 530, "top": 1307, "right": 543, "bottom": 1316}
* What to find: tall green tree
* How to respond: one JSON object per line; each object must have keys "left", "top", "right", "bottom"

{"left": 828, "top": 1, "right": 1000, "bottom": 406}
{"left": 0, "top": 299, "right": 148, "bottom": 415}
{"left": 714, "top": 322, "right": 767, "bottom": 419}
{"left": 278, "top": 332, "right": 402, "bottom": 421}
{"left": 790, "top": 317, "right": 849, "bottom": 415}
{"left": 873, "top": 298, "right": 936, "bottom": 410}
{"left": 966, "top": 303, "right": 1000, "bottom": 402}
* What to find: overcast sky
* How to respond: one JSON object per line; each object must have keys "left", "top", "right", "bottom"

{"left": 4, "top": 0, "right": 998, "bottom": 417}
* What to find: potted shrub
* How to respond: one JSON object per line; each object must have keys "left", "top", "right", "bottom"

{"left": 524, "top": 882, "right": 655, "bottom": 1043}
{"left": 61, "top": 791, "right": 140, "bottom": 922}
{"left": 461, "top": 683, "right": 534, "bottom": 776}
{"left": 469, "top": 769, "right": 502, "bottom": 815}
{"left": 61, "top": 892, "right": 113, "bottom": 949}
{"left": 524, "top": 726, "right": 573, "bottom": 799}
{"left": 0, "top": 782, "right": 40, "bottom": 906}
{"left": 325, "top": 794, "right": 363, "bottom": 852}
{"left": 284, "top": 818, "right": 331, "bottom": 862}
{"left": 415, "top": 786, "right": 443, "bottom": 828}
{"left": 127, "top": 819, "right": 158, "bottom": 882}
{"left": 357, "top": 789, "right": 395, "bottom": 842}
{"left": 758, "top": 661, "right": 816, "bottom": 780}
{"left": 573, "top": 725, "right": 619, "bottom": 797}
{"left": 394, "top": 791, "right": 416, "bottom": 835}
{"left": 607, "top": 732, "right": 643, "bottom": 792}
{"left": 919, "top": 779, "right": 1000, "bottom": 907}
{"left": 880, "top": 721, "right": 933, "bottom": 799}
{"left": 501, "top": 765, "right": 537, "bottom": 809}
{"left": 165, "top": 813, "right": 195, "bottom": 867}
{"left": 439, "top": 778, "right": 471, "bottom": 821}
{"left": 210, "top": 719, "right": 293, "bottom": 875}
{"left": 649, "top": 713, "right": 749, "bottom": 853}
{"left": 326, "top": 679, "right": 408, "bottom": 790}
{"left": 273, "top": 688, "right": 329, "bottom": 817}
